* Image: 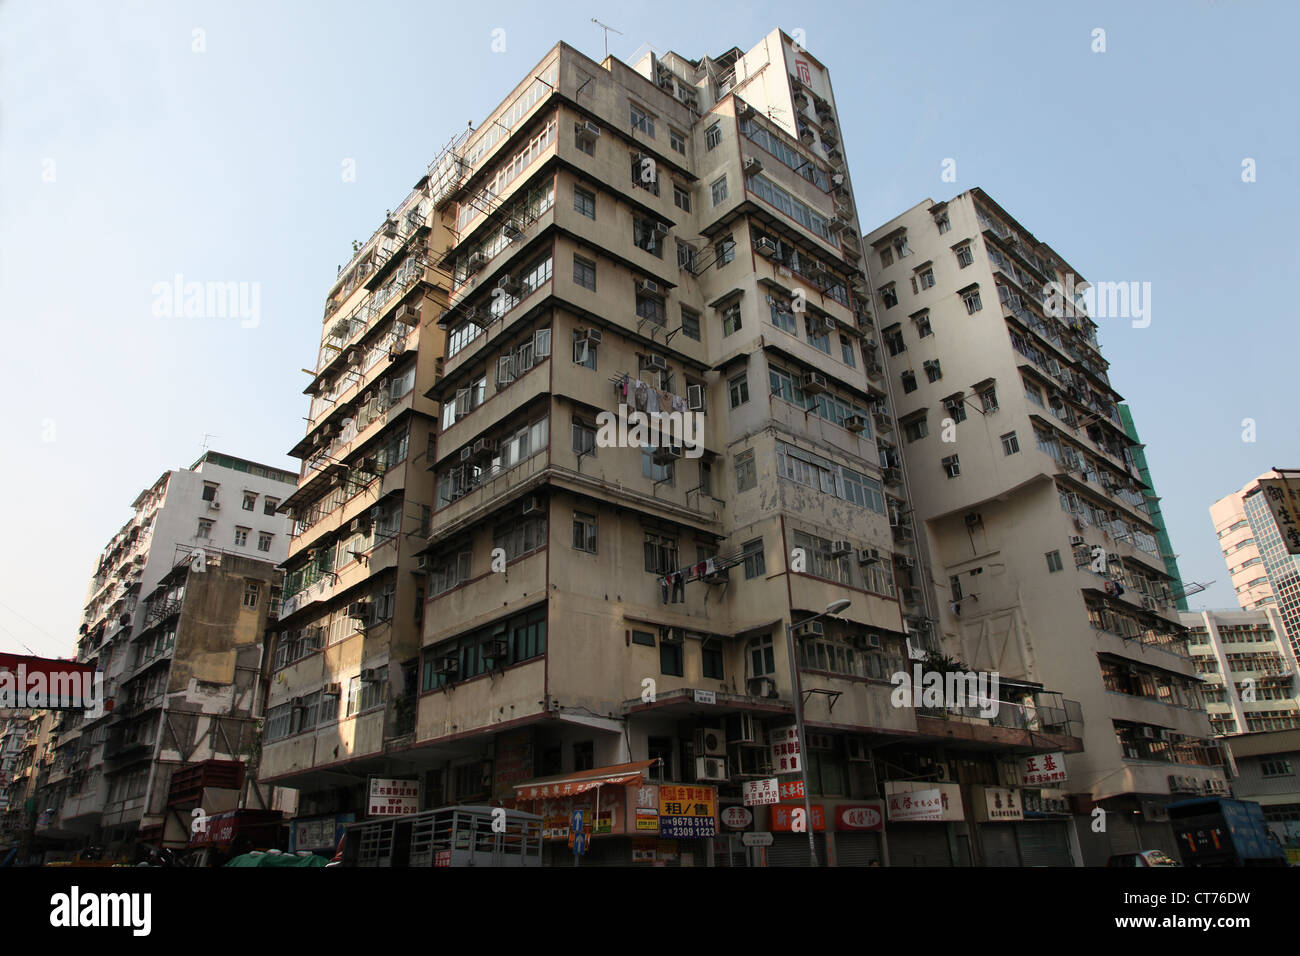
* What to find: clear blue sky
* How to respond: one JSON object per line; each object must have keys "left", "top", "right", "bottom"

{"left": 2, "top": 0, "right": 1295, "bottom": 657}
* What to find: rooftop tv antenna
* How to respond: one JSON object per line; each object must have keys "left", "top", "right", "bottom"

{"left": 592, "top": 18, "right": 623, "bottom": 58}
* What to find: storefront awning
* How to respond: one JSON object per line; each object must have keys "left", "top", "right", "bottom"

{"left": 513, "top": 760, "right": 655, "bottom": 801}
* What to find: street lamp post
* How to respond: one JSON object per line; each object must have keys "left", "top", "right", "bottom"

{"left": 784, "top": 598, "right": 851, "bottom": 867}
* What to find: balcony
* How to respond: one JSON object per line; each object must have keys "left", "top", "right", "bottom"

{"left": 916, "top": 696, "right": 1085, "bottom": 751}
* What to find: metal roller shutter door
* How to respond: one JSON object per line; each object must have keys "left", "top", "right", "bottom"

{"left": 834, "top": 832, "right": 883, "bottom": 866}
{"left": 1017, "top": 822, "right": 1073, "bottom": 867}
{"left": 768, "top": 833, "right": 828, "bottom": 866}
{"left": 980, "top": 824, "right": 1021, "bottom": 866}
{"left": 888, "top": 824, "right": 952, "bottom": 866}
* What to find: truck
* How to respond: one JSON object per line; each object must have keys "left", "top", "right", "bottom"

{"left": 1167, "top": 798, "right": 1288, "bottom": 867}
{"left": 333, "top": 805, "right": 543, "bottom": 867}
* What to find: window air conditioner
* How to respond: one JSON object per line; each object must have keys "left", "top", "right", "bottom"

{"left": 695, "top": 755, "right": 729, "bottom": 782}
{"left": 695, "top": 727, "right": 726, "bottom": 756}
{"left": 801, "top": 371, "right": 828, "bottom": 395}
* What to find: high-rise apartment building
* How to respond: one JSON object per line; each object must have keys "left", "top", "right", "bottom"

{"left": 864, "top": 189, "right": 1227, "bottom": 864}
{"left": 34, "top": 452, "right": 295, "bottom": 857}
{"left": 263, "top": 32, "right": 1087, "bottom": 868}
{"left": 1212, "top": 471, "right": 1300, "bottom": 659}
{"left": 1183, "top": 607, "right": 1300, "bottom": 738}
{"left": 257, "top": 158, "right": 453, "bottom": 828}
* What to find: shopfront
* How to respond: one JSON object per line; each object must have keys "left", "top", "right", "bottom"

{"left": 884, "top": 782, "right": 964, "bottom": 867}
{"left": 831, "top": 802, "right": 884, "bottom": 866}
{"left": 514, "top": 761, "right": 718, "bottom": 866}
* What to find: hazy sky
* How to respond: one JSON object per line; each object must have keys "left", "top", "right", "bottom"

{"left": 2, "top": 0, "right": 1295, "bottom": 657}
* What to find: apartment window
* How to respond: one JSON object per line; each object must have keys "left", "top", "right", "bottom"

{"left": 980, "top": 386, "right": 999, "bottom": 413}
{"left": 962, "top": 288, "right": 983, "bottom": 314}
{"left": 901, "top": 371, "right": 917, "bottom": 394}
{"left": 202, "top": 483, "right": 218, "bottom": 502}
{"left": 884, "top": 326, "right": 905, "bottom": 355}
{"left": 924, "top": 359, "right": 942, "bottom": 383}
{"left": 769, "top": 294, "right": 798, "bottom": 334}
{"left": 944, "top": 396, "right": 968, "bottom": 423}
{"left": 705, "top": 121, "right": 722, "bottom": 150}
{"left": 998, "top": 431, "right": 1020, "bottom": 456}
{"left": 660, "top": 638, "right": 684, "bottom": 677}
{"left": 574, "top": 741, "right": 595, "bottom": 772}
{"left": 673, "top": 183, "right": 691, "bottom": 211}
{"left": 676, "top": 240, "right": 697, "bottom": 273}
{"left": 636, "top": 292, "right": 665, "bottom": 326}
{"left": 893, "top": 236, "right": 911, "bottom": 258}
{"left": 573, "top": 185, "right": 596, "bottom": 219}
{"left": 633, "top": 217, "right": 663, "bottom": 257}
{"left": 721, "top": 302, "right": 742, "bottom": 336}
{"left": 575, "top": 123, "right": 596, "bottom": 156}
{"left": 631, "top": 105, "right": 655, "bottom": 136}
{"left": 1046, "top": 550, "right": 1063, "bottom": 572}
{"left": 729, "top": 372, "right": 750, "bottom": 408}
{"left": 242, "top": 581, "right": 259, "bottom": 609}
{"left": 903, "top": 417, "right": 928, "bottom": 443}
{"left": 197, "top": 519, "right": 213, "bottom": 539}
{"left": 749, "top": 634, "right": 775, "bottom": 677}
{"left": 715, "top": 234, "right": 736, "bottom": 267}
{"left": 955, "top": 243, "right": 974, "bottom": 268}
{"left": 573, "top": 330, "right": 597, "bottom": 369}
{"left": 840, "top": 335, "right": 856, "bottom": 368}
{"left": 699, "top": 460, "right": 712, "bottom": 495}
{"left": 242, "top": 493, "right": 256, "bottom": 511}
{"left": 1262, "top": 759, "right": 1294, "bottom": 777}
{"left": 257, "top": 532, "right": 273, "bottom": 553}
{"left": 669, "top": 128, "right": 687, "bottom": 154}
{"left": 949, "top": 575, "right": 963, "bottom": 602}
{"left": 942, "top": 455, "right": 961, "bottom": 478}
{"left": 711, "top": 175, "right": 729, "bottom": 206}
{"left": 914, "top": 312, "right": 933, "bottom": 338}
{"left": 644, "top": 533, "right": 679, "bottom": 573}
{"left": 571, "top": 418, "right": 596, "bottom": 456}
{"left": 680, "top": 306, "right": 701, "bottom": 341}
{"left": 264, "top": 497, "right": 279, "bottom": 516}
{"left": 735, "top": 449, "right": 756, "bottom": 492}
{"left": 742, "top": 538, "right": 765, "bottom": 579}
{"left": 642, "top": 449, "right": 674, "bottom": 485}
{"left": 234, "top": 527, "right": 249, "bottom": 547}
{"left": 880, "top": 285, "right": 898, "bottom": 309}
{"left": 879, "top": 247, "right": 894, "bottom": 268}
{"left": 806, "top": 316, "right": 831, "bottom": 354}
{"left": 916, "top": 267, "right": 935, "bottom": 290}
{"left": 935, "top": 213, "right": 951, "bottom": 234}
{"left": 702, "top": 642, "right": 724, "bottom": 680}
{"left": 1024, "top": 379, "right": 1044, "bottom": 407}
{"left": 573, "top": 254, "right": 596, "bottom": 290}
{"left": 632, "top": 629, "right": 656, "bottom": 647}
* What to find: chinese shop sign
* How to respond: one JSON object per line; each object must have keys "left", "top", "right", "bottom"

{"left": 769, "top": 725, "right": 802, "bottom": 773}
{"left": 368, "top": 777, "right": 419, "bottom": 817}
{"left": 658, "top": 784, "right": 716, "bottom": 838}
{"left": 1018, "top": 751, "right": 1068, "bottom": 786}
{"left": 771, "top": 804, "right": 825, "bottom": 831}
